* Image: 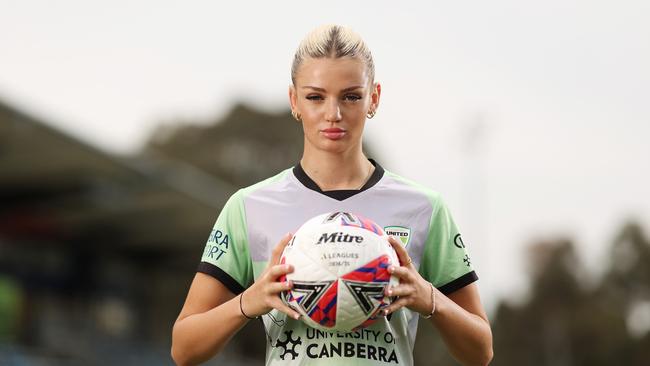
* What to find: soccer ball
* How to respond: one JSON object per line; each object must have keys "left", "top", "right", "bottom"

{"left": 280, "top": 212, "right": 399, "bottom": 332}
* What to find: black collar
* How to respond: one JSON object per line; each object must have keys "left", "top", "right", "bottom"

{"left": 292, "top": 159, "right": 384, "bottom": 201}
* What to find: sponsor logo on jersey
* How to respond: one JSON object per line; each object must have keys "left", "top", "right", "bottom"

{"left": 203, "top": 228, "right": 230, "bottom": 261}
{"left": 453, "top": 233, "right": 465, "bottom": 248}
{"left": 273, "top": 327, "right": 400, "bottom": 364}
{"left": 275, "top": 330, "right": 301, "bottom": 360}
{"left": 384, "top": 226, "right": 411, "bottom": 247}
{"left": 463, "top": 254, "right": 472, "bottom": 267}
{"left": 305, "top": 341, "right": 398, "bottom": 363}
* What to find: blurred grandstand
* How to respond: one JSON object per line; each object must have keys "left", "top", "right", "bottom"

{"left": 0, "top": 100, "right": 306, "bottom": 365}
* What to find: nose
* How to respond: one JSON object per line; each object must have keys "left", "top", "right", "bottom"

{"left": 325, "top": 99, "right": 342, "bottom": 122}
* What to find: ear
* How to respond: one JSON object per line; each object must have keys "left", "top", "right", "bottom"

{"left": 288, "top": 85, "right": 298, "bottom": 112}
{"left": 370, "top": 82, "right": 381, "bottom": 111}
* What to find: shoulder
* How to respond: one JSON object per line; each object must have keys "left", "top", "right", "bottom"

{"left": 232, "top": 167, "right": 294, "bottom": 201}
{"left": 381, "top": 169, "right": 445, "bottom": 211}
{"left": 220, "top": 167, "right": 297, "bottom": 216}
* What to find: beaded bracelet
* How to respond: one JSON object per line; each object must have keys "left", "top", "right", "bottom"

{"left": 420, "top": 282, "right": 436, "bottom": 319}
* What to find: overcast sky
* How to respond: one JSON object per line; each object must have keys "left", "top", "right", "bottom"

{"left": 2, "top": 0, "right": 649, "bottom": 310}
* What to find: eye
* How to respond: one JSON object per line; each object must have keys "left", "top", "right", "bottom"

{"left": 306, "top": 95, "right": 323, "bottom": 101}
{"left": 343, "top": 94, "right": 362, "bottom": 102}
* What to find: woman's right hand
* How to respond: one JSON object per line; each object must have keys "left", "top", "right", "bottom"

{"left": 239, "top": 232, "right": 301, "bottom": 320}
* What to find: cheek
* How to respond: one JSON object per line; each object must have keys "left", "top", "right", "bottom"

{"left": 344, "top": 103, "right": 370, "bottom": 120}
{"left": 297, "top": 101, "right": 320, "bottom": 117}
{"left": 349, "top": 96, "right": 372, "bottom": 113}
{"left": 299, "top": 111, "right": 321, "bottom": 134}
{"left": 349, "top": 104, "right": 368, "bottom": 115}
{"left": 300, "top": 110, "right": 320, "bottom": 127}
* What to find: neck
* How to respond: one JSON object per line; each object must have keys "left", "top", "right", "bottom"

{"left": 300, "top": 146, "right": 373, "bottom": 191}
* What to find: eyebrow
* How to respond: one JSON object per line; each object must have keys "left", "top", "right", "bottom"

{"left": 302, "top": 86, "right": 364, "bottom": 92}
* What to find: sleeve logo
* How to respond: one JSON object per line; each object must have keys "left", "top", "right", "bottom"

{"left": 453, "top": 233, "right": 465, "bottom": 248}
{"left": 204, "top": 228, "right": 230, "bottom": 261}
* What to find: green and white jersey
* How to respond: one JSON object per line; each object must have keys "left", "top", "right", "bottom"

{"left": 198, "top": 160, "right": 477, "bottom": 366}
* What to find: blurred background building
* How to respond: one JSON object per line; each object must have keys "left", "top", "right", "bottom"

{"left": 0, "top": 101, "right": 308, "bottom": 364}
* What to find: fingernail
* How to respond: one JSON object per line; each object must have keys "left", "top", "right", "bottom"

{"left": 294, "top": 314, "right": 300, "bottom": 320}
{"left": 388, "top": 266, "right": 394, "bottom": 273}
{"left": 387, "top": 289, "right": 392, "bottom": 296}
{"left": 383, "top": 309, "right": 389, "bottom": 316}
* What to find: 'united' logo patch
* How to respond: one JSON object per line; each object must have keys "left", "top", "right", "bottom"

{"left": 384, "top": 226, "right": 411, "bottom": 247}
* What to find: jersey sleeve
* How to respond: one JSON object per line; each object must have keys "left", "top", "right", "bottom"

{"left": 197, "top": 190, "right": 253, "bottom": 295}
{"left": 418, "top": 195, "right": 478, "bottom": 295}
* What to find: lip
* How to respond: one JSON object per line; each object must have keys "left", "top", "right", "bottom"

{"left": 321, "top": 128, "right": 346, "bottom": 140}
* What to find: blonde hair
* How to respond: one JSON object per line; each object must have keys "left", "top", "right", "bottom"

{"left": 291, "top": 24, "right": 375, "bottom": 85}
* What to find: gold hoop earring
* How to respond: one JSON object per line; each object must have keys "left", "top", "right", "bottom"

{"left": 367, "top": 109, "right": 376, "bottom": 119}
{"left": 292, "top": 110, "right": 302, "bottom": 121}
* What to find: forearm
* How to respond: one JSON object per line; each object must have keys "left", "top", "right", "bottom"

{"left": 430, "top": 291, "right": 493, "bottom": 366}
{"left": 171, "top": 295, "right": 249, "bottom": 366}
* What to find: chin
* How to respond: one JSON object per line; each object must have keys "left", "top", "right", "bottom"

{"left": 319, "top": 141, "right": 359, "bottom": 155}
{"left": 305, "top": 134, "right": 361, "bottom": 154}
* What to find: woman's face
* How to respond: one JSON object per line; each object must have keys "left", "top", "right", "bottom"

{"left": 290, "top": 57, "right": 380, "bottom": 155}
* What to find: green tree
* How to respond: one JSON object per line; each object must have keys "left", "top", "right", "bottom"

{"left": 143, "top": 104, "right": 304, "bottom": 187}
{"left": 491, "top": 222, "right": 650, "bottom": 366}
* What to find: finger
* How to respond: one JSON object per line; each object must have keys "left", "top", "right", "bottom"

{"left": 388, "top": 236, "right": 412, "bottom": 268}
{"left": 266, "top": 280, "right": 293, "bottom": 295}
{"left": 268, "top": 263, "right": 294, "bottom": 279}
{"left": 269, "top": 232, "right": 294, "bottom": 266}
{"left": 384, "top": 296, "right": 412, "bottom": 315}
{"left": 385, "top": 284, "right": 415, "bottom": 297}
{"left": 269, "top": 298, "right": 302, "bottom": 320}
{"left": 388, "top": 265, "right": 413, "bottom": 281}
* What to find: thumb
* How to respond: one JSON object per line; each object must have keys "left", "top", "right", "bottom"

{"left": 269, "top": 232, "right": 293, "bottom": 266}
{"left": 388, "top": 236, "right": 411, "bottom": 267}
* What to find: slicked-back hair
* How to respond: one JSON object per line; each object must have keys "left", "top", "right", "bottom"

{"left": 291, "top": 24, "right": 375, "bottom": 86}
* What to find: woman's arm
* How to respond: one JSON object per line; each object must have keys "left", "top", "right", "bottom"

{"left": 430, "top": 283, "right": 493, "bottom": 366}
{"left": 171, "top": 273, "right": 246, "bottom": 366}
{"left": 171, "top": 233, "right": 299, "bottom": 366}
{"left": 383, "top": 237, "right": 493, "bottom": 366}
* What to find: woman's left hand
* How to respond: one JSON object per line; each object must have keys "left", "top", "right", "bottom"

{"left": 382, "top": 236, "right": 434, "bottom": 316}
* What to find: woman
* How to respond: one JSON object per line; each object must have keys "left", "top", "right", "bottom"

{"left": 171, "top": 24, "right": 493, "bottom": 366}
